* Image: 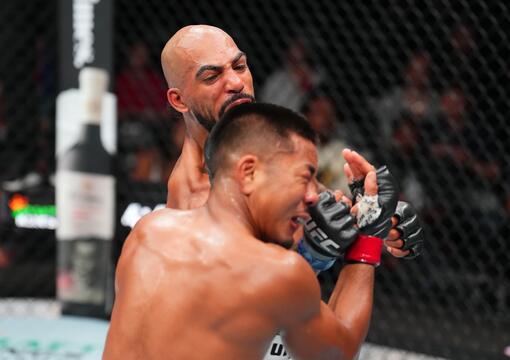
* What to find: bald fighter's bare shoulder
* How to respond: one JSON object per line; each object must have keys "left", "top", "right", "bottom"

{"left": 103, "top": 208, "right": 319, "bottom": 360}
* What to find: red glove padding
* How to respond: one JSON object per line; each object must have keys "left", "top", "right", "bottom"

{"left": 344, "top": 235, "right": 383, "bottom": 266}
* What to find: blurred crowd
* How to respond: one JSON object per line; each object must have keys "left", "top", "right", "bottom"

{"left": 0, "top": 22, "right": 508, "bottom": 295}
{"left": 258, "top": 23, "right": 506, "bottom": 280}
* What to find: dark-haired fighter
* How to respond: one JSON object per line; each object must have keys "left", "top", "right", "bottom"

{"left": 104, "top": 103, "right": 391, "bottom": 359}
{"left": 157, "top": 25, "right": 423, "bottom": 359}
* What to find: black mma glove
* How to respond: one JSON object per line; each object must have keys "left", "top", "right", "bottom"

{"left": 302, "top": 191, "right": 359, "bottom": 259}
{"left": 348, "top": 166, "right": 399, "bottom": 239}
{"left": 394, "top": 201, "right": 424, "bottom": 259}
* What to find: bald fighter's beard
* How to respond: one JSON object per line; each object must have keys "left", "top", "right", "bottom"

{"left": 192, "top": 93, "right": 256, "bottom": 133}
{"left": 193, "top": 111, "right": 216, "bottom": 132}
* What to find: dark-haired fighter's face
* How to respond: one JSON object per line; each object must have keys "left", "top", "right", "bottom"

{"left": 249, "top": 135, "right": 319, "bottom": 249}
{"left": 181, "top": 39, "right": 255, "bottom": 131}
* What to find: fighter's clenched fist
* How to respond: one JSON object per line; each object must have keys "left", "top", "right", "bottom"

{"left": 385, "top": 201, "right": 424, "bottom": 259}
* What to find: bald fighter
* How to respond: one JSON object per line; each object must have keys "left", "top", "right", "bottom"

{"left": 103, "top": 103, "right": 395, "bottom": 359}
{"left": 158, "top": 25, "right": 423, "bottom": 359}
{"left": 160, "top": 24, "right": 422, "bottom": 261}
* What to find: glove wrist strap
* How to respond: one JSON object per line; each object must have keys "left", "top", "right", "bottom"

{"left": 344, "top": 235, "right": 383, "bottom": 267}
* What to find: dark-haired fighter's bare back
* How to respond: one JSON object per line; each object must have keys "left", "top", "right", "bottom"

{"left": 104, "top": 127, "right": 378, "bottom": 359}
{"left": 104, "top": 207, "right": 321, "bottom": 359}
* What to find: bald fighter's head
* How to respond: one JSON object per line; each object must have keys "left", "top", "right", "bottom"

{"left": 162, "top": 25, "right": 255, "bottom": 132}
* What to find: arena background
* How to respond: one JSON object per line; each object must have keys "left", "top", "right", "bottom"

{"left": 0, "top": 0, "right": 509, "bottom": 359}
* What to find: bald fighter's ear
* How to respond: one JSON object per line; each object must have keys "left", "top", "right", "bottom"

{"left": 236, "top": 155, "right": 259, "bottom": 195}
{"left": 167, "top": 88, "right": 188, "bottom": 113}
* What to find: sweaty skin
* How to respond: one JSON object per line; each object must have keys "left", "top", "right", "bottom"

{"left": 104, "top": 24, "right": 413, "bottom": 360}
{"left": 103, "top": 135, "right": 376, "bottom": 359}
{"left": 160, "top": 25, "right": 411, "bottom": 256}
{"left": 104, "top": 207, "right": 305, "bottom": 359}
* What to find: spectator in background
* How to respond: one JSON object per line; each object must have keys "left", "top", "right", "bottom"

{"left": 116, "top": 41, "right": 170, "bottom": 183}
{"left": 33, "top": 36, "right": 55, "bottom": 185}
{"left": 0, "top": 80, "right": 6, "bottom": 162}
{"left": 440, "top": 24, "right": 508, "bottom": 269}
{"left": 165, "top": 115, "right": 185, "bottom": 177}
{"left": 370, "top": 51, "right": 440, "bottom": 148}
{"left": 417, "top": 86, "right": 503, "bottom": 267}
{"left": 388, "top": 111, "right": 426, "bottom": 211}
{"left": 423, "top": 87, "right": 501, "bottom": 201}
{"left": 0, "top": 247, "right": 9, "bottom": 268}
{"left": 260, "top": 37, "right": 325, "bottom": 112}
{"left": 0, "top": 97, "right": 9, "bottom": 264}
{"left": 301, "top": 90, "right": 369, "bottom": 195}
{"left": 450, "top": 23, "right": 476, "bottom": 57}
{"left": 2, "top": 36, "right": 55, "bottom": 191}
{"left": 436, "top": 22, "right": 478, "bottom": 95}
{"left": 369, "top": 51, "right": 442, "bottom": 212}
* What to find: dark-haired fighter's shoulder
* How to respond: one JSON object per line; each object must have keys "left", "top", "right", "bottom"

{"left": 103, "top": 207, "right": 198, "bottom": 359}
{"left": 255, "top": 244, "right": 322, "bottom": 328}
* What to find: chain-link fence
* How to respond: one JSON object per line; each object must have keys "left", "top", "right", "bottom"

{"left": 1, "top": 0, "right": 509, "bottom": 359}
{"left": 0, "top": 0, "right": 57, "bottom": 298}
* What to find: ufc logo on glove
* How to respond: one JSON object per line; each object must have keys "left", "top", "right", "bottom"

{"left": 304, "top": 220, "right": 340, "bottom": 252}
